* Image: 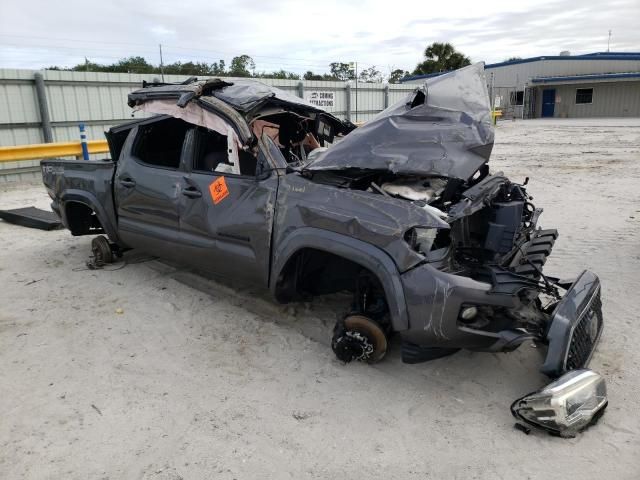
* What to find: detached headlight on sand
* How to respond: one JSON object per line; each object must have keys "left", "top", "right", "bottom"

{"left": 511, "top": 369, "right": 607, "bottom": 437}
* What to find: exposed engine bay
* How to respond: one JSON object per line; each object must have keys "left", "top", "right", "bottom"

{"left": 299, "top": 166, "right": 539, "bottom": 271}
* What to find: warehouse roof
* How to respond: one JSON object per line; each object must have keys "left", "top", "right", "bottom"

{"left": 401, "top": 52, "right": 640, "bottom": 83}
{"left": 530, "top": 71, "right": 640, "bottom": 84}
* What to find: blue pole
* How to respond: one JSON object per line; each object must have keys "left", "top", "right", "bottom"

{"left": 79, "top": 123, "right": 89, "bottom": 160}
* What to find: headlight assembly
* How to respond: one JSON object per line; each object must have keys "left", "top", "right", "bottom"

{"left": 511, "top": 369, "right": 607, "bottom": 437}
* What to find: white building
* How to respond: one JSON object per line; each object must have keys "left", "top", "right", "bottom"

{"left": 402, "top": 52, "right": 640, "bottom": 119}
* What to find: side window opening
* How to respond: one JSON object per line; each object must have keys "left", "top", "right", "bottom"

{"left": 133, "top": 117, "right": 190, "bottom": 169}
{"left": 193, "top": 127, "right": 257, "bottom": 176}
{"left": 576, "top": 88, "right": 593, "bottom": 105}
{"left": 510, "top": 90, "right": 524, "bottom": 106}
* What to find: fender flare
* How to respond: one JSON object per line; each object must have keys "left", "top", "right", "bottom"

{"left": 270, "top": 227, "right": 409, "bottom": 331}
{"left": 60, "top": 189, "right": 121, "bottom": 244}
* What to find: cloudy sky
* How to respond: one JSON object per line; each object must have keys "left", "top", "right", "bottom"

{"left": 1, "top": 0, "right": 638, "bottom": 75}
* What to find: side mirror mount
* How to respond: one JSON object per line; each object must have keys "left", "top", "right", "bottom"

{"left": 511, "top": 369, "right": 607, "bottom": 437}
{"left": 255, "top": 154, "right": 272, "bottom": 181}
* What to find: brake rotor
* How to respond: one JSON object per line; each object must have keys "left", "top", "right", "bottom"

{"left": 331, "top": 315, "right": 388, "bottom": 364}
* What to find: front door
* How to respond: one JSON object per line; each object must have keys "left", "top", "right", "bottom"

{"left": 179, "top": 127, "right": 279, "bottom": 286}
{"left": 541, "top": 89, "right": 556, "bottom": 118}
{"left": 114, "top": 116, "right": 190, "bottom": 260}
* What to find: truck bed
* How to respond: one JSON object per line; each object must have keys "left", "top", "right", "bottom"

{"left": 41, "top": 158, "right": 118, "bottom": 238}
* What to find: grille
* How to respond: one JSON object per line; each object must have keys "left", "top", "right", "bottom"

{"left": 566, "top": 293, "right": 603, "bottom": 371}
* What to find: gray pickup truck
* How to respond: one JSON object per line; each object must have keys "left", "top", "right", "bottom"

{"left": 41, "top": 64, "right": 603, "bottom": 384}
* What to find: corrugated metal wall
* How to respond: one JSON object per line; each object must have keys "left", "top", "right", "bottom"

{"left": 539, "top": 81, "right": 640, "bottom": 118}
{"left": 487, "top": 58, "right": 640, "bottom": 90}
{"left": 403, "top": 58, "right": 640, "bottom": 119}
{"left": 0, "top": 69, "right": 415, "bottom": 181}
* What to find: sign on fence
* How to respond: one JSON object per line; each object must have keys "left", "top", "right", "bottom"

{"left": 305, "top": 91, "right": 335, "bottom": 108}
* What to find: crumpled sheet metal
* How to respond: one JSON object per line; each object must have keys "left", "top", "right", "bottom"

{"left": 305, "top": 63, "right": 494, "bottom": 180}
{"left": 212, "top": 79, "right": 320, "bottom": 113}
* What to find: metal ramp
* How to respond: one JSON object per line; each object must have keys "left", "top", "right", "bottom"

{"left": 0, "top": 206, "right": 62, "bottom": 230}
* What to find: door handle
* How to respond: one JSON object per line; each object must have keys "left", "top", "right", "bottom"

{"left": 181, "top": 187, "right": 202, "bottom": 198}
{"left": 119, "top": 178, "right": 136, "bottom": 188}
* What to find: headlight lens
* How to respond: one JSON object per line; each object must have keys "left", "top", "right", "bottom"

{"left": 511, "top": 369, "right": 607, "bottom": 437}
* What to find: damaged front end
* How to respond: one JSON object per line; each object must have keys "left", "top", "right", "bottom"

{"left": 396, "top": 172, "right": 603, "bottom": 380}
{"left": 301, "top": 64, "right": 603, "bottom": 379}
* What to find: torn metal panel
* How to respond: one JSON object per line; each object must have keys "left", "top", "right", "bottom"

{"left": 304, "top": 63, "right": 494, "bottom": 180}
{"left": 211, "top": 79, "right": 323, "bottom": 115}
{"left": 136, "top": 99, "right": 242, "bottom": 170}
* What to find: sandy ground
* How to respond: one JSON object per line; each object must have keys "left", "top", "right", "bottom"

{"left": 1, "top": 118, "right": 639, "bottom": 479}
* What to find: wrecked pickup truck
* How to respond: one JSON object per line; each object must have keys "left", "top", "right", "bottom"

{"left": 42, "top": 64, "right": 604, "bottom": 389}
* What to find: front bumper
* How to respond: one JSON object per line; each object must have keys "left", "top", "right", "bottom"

{"left": 399, "top": 263, "right": 604, "bottom": 375}
{"left": 541, "top": 270, "right": 603, "bottom": 377}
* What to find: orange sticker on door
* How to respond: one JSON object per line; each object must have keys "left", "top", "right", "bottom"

{"left": 209, "top": 176, "right": 229, "bottom": 204}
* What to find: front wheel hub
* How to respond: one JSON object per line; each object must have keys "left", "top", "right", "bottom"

{"left": 331, "top": 315, "right": 388, "bottom": 364}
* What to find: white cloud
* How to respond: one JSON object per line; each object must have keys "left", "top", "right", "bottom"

{"left": 0, "top": 0, "right": 638, "bottom": 73}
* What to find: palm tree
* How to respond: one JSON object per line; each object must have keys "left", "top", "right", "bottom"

{"left": 413, "top": 42, "right": 471, "bottom": 75}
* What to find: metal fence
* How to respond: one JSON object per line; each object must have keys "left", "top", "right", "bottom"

{"left": 0, "top": 69, "right": 415, "bottom": 181}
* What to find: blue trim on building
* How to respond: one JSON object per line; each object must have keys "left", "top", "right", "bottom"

{"left": 400, "top": 52, "right": 640, "bottom": 83}
{"left": 580, "top": 52, "right": 640, "bottom": 57}
{"left": 531, "top": 72, "right": 640, "bottom": 83}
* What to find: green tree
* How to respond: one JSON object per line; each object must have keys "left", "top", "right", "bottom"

{"left": 259, "top": 69, "right": 300, "bottom": 80}
{"left": 388, "top": 68, "right": 409, "bottom": 84}
{"left": 70, "top": 58, "right": 112, "bottom": 72}
{"left": 304, "top": 71, "right": 323, "bottom": 80}
{"left": 163, "top": 61, "right": 214, "bottom": 76}
{"left": 504, "top": 56, "right": 522, "bottom": 62}
{"left": 304, "top": 71, "right": 339, "bottom": 81}
{"left": 413, "top": 42, "right": 471, "bottom": 75}
{"left": 212, "top": 60, "right": 226, "bottom": 76}
{"left": 329, "top": 62, "right": 355, "bottom": 81}
{"left": 112, "top": 56, "right": 156, "bottom": 74}
{"left": 229, "top": 55, "right": 255, "bottom": 77}
{"left": 358, "top": 66, "right": 383, "bottom": 83}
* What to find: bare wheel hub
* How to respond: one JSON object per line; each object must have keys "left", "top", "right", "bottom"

{"left": 331, "top": 315, "right": 388, "bottom": 364}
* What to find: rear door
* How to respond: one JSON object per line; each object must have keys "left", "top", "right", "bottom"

{"left": 114, "top": 116, "right": 191, "bottom": 259}
{"left": 179, "top": 127, "right": 280, "bottom": 286}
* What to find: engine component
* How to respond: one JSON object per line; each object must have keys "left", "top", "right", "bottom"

{"left": 484, "top": 201, "right": 525, "bottom": 254}
{"left": 331, "top": 315, "right": 388, "bottom": 364}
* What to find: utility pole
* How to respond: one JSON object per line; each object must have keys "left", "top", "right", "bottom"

{"left": 159, "top": 44, "right": 165, "bottom": 82}
{"left": 355, "top": 61, "right": 358, "bottom": 123}
{"left": 607, "top": 30, "right": 612, "bottom": 52}
{"left": 349, "top": 61, "right": 358, "bottom": 122}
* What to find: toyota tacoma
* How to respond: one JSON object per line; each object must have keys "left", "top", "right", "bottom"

{"left": 41, "top": 63, "right": 603, "bottom": 379}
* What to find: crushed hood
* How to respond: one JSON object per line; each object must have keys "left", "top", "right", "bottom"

{"left": 304, "top": 63, "right": 494, "bottom": 180}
